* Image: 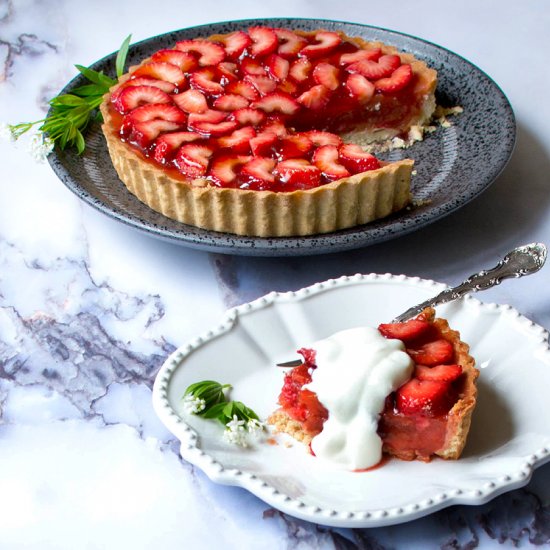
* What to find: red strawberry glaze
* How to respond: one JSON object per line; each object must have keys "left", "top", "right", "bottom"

{"left": 276, "top": 318, "right": 466, "bottom": 460}
{"left": 109, "top": 27, "right": 432, "bottom": 192}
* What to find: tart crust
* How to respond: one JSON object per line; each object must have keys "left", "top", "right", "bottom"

{"left": 268, "top": 307, "right": 478, "bottom": 462}
{"left": 100, "top": 29, "right": 436, "bottom": 237}
{"left": 101, "top": 115, "right": 412, "bottom": 237}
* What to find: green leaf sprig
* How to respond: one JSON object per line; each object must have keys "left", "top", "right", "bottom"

{"left": 182, "top": 380, "right": 264, "bottom": 446}
{"left": 6, "top": 34, "right": 132, "bottom": 155}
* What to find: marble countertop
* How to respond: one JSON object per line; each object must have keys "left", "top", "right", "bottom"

{"left": 1, "top": 0, "right": 549, "bottom": 548}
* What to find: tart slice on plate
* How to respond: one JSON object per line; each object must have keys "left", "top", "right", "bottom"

{"left": 100, "top": 26, "right": 437, "bottom": 237}
{"left": 268, "top": 307, "right": 478, "bottom": 470}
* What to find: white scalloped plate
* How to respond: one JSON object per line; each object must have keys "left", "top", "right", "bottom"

{"left": 152, "top": 274, "right": 550, "bottom": 528}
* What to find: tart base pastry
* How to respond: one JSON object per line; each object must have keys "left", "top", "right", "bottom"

{"left": 101, "top": 115, "right": 412, "bottom": 237}
{"left": 268, "top": 308, "right": 478, "bottom": 463}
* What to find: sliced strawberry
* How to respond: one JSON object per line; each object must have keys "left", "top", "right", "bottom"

{"left": 302, "top": 130, "right": 342, "bottom": 147}
{"left": 345, "top": 74, "right": 375, "bottom": 104}
{"left": 151, "top": 49, "right": 198, "bottom": 72}
{"left": 339, "top": 48, "right": 381, "bottom": 65}
{"left": 112, "top": 78, "right": 175, "bottom": 105}
{"left": 129, "top": 120, "right": 181, "bottom": 147}
{"left": 312, "top": 145, "right": 350, "bottom": 181}
{"left": 277, "top": 79, "right": 299, "bottom": 96}
{"left": 248, "top": 26, "right": 278, "bottom": 57}
{"left": 299, "top": 31, "right": 342, "bottom": 59}
{"left": 209, "top": 154, "right": 253, "bottom": 185}
{"left": 239, "top": 157, "right": 277, "bottom": 190}
{"left": 187, "top": 109, "right": 227, "bottom": 125}
{"left": 395, "top": 378, "right": 455, "bottom": 416}
{"left": 132, "top": 62, "right": 186, "bottom": 86}
{"left": 230, "top": 107, "right": 266, "bottom": 127}
{"left": 267, "top": 54, "right": 290, "bottom": 81}
{"left": 189, "top": 119, "right": 238, "bottom": 138}
{"left": 250, "top": 131, "right": 278, "bottom": 156}
{"left": 273, "top": 28, "right": 308, "bottom": 58}
{"left": 217, "top": 31, "right": 251, "bottom": 60}
{"left": 408, "top": 339, "right": 454, "bottom": 366}
{"left": 278, "top": 134, "right": 313, "bottom": 160}
{"left": 253, "top": 92, "right": 300, "bottom": 115}
{"left": 216, "top": 61, "right": 239, "bottom": 84}
{"left": 172, "top": 89, "right": 208, "bottom": 114}
{"left": 347, "top": 54, "right": 401, "bottom": 80}
{"left": 175, "top": 143, "right": 215, "bottom": 178}
{"left": 226, "top": 80, "right": 260, "bottom": 101}
{"left": 127, "top": 103, "right": 187, "bottom": 124}
{"left": 261, "top": 119, "right": 288, "bottom": 136}
{"left": 375, "top": 63, "right": 413, "bottom": 93}
{"left": 244, "top": 74, "right": 277, "bottom": 96}
{"left": 217, "top": 126, "right": 256, "bottom": 153}
{"left": 175, "top": 39, "right": 225, "bottom": 66}
{"left": 338, "top": 144, "right": 380, "bottom": 173}
{"left": 276, "top": 159, "right": 321, "bottom": 189}
{"left": 240, "top": 57, "right": 267, "bottom": 76}
{"left": 189, "top": 68, "right": 224, "bottom": 95}
{"left": 378, "top": 319, "right": 431, "bottom": 343}
{"left": 113, "top": 85, "right": 172, "bottom": 114}
{"left": 415, "top": 364, "right": 463, "bottom": 383}
{"left": 296, "top": 84, "right": 331, "bottom": 111}
{"left": 289, "top": 58, "right": 312, "bottom": 82}
{"left": 153, "top": 131, "right": 202, "bottom": 163}
{"left": 312, "top": 63, "right": 340, "bottom": 91}
{"left": 213, "top": 93, "right": 250, "bottom": 111}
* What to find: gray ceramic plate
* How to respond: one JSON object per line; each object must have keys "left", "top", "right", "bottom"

{"left": 48, "top": 18, "right": 516, "bottom": 257}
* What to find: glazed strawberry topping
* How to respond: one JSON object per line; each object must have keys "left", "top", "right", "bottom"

{"left": 112, "top": 27, "right": 420, "bottom": 191}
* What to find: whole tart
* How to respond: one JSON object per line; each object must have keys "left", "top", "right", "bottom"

{"left": 268, "top": 307, "right": 478, "bottom": 465}
{"left": 100, "top": 27, "right": 437, "bottom": 237}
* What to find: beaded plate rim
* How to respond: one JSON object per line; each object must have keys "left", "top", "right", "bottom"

{"left": 152, "top": 273, "right": 550, "bottom": 527}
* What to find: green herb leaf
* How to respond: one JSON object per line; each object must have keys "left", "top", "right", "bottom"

{"left": 116, "top": 34, "right": 132, "bottom": 78}
{"left": 201, "top": 402, "right": 229, "bottom": 420}
{"left": 182, "top": 379, "right": 263, "bottom": 439}
{"left": 74, "top": 65, "right": 116, "bottom": 89}
{"left": 6, "top": 35, "right": 132, "bottom": 155}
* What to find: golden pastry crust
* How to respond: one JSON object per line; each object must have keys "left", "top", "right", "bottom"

{"left": 268, "top": 307, "right": 478, "bottom": 462}
{"left": 422, "top": 307, "right": 478, "bottom": 460}
{"left": 100, "top": 29, "right": 437, "bottom": 237}
{"left": 100, "top": 116, "right": 413, "bottom": 237}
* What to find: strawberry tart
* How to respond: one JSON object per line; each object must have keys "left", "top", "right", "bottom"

{"left": 100, "top": 26, "right": 437, "bottom": 236}
{"left": 268, "top": 308, "right": 478, "bottom": 469}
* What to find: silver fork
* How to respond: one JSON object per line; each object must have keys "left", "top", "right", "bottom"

{"left": 392, "top": 242, "right": 546, "bottom": 322}
{"left": 276, "top": 242, "right": 547, "bottom": 367}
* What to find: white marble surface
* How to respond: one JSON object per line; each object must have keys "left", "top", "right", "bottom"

{"left": 1, "top": 0, "right": 549, "bottom": 548}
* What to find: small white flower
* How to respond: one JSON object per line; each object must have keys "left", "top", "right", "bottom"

{"left": 0, "top": 123, "right": 15, "bottom": 142}
{"left": 182, "top": 394, "right": 206, "bottom": 415}
{"left": 223, "top": 414, "right": 248, "bottom": 447}
{"left": 28, "top": 132, "right": 54, "bottom": 163}
{"left": 247, "top": 419, "right": 265, "bottom": 438}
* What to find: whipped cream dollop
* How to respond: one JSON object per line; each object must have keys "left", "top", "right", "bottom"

{"left": 305, "top": 327, "right": 413, "bottom": 470}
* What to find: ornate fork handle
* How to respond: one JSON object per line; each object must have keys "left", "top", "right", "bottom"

{"left": 276, "top": 243, "right": 546, "bottom": 367}
{"left": 392, "top": 242, "right": 547, "bottom": 323}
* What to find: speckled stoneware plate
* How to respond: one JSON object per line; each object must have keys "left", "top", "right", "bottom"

{"left": 152, "top": 274, "right": 550, "bottom": 528}
{"left": 48, "top": 19, "right": 516, "bottom": 257}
